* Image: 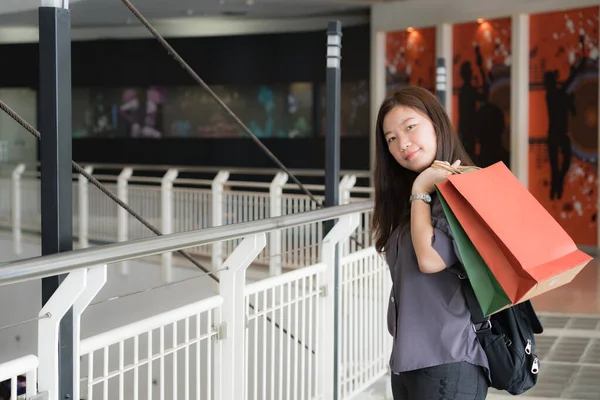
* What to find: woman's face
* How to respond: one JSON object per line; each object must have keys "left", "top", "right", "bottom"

{"left": 382, "top": 105, "right": 438, "bottom": 173}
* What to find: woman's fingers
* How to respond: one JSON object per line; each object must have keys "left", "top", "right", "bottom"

{"left": 452, "top": 159, "right": 462, "bottom": 168}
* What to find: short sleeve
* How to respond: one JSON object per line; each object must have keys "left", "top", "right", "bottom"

{"left": 430, "top": 198, "right": 467, "bottom": 277}
{"left": 431, "top": 216, "right": 459, "bottom": 268}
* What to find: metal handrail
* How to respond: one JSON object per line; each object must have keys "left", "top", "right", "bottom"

{"left": 0, "top": 201, "right": 373, "bottom": 286}
{"left": 85, "top": 163, "right": 372, "bottom": 178}
{"left": 0, "top": 161, "right": 371, "bottom": 179}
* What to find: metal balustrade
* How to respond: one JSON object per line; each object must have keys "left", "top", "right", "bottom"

{"left": 0, "top": 163, "right": 373, "bottom": 277}
{"left": 338, "top": 247, "right": 391, "bottom": 397}
{"left": 4, "top": 162, "right": 595, "bottom": 400}
{"left": 0, "top": 355, "right": 39, "bottom": 399}
{"left": 244, "top": 263, "right": 325, "bottom": 400}
{"left": 0, "top": 199, "right": 387, "bottom": 400}
{"left": 80, "top": 296, "right": 222, "bottom": 400}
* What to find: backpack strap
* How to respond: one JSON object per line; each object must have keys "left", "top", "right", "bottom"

{"left": 447, "top": 261, "right": 492, "bottom": 332}
{"left": 461, "top": 278, "right": 492, "bottom": 332}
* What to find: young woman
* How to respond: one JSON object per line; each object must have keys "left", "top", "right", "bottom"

{"left": 372, "top": 87, "right": 490, "bottom": 399}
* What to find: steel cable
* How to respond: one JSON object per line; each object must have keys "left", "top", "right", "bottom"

{"left": 0, "top": 99, "right": 212, "bottom": 275}
{"left": 120, "top": 0, "right": 323, "bottom": 208}
{"left": 0, "top": 96, "right": 314, "bottom": 354}
{"left": 0, "top": 1, "right": 368, "bottom": 354}
{"left": 119, "top": 0, "right": 366, "bottom": 249}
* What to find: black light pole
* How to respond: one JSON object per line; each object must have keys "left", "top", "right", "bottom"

{"left": 39, "top": 1, "right": 74, "bottom": 399}
{"left": 325, "top": 20, "right": 342, "bottom": 400}
{"left": 436, "top": 57, "right": 447, "bottom": 108}
{"left": 325, "top": 21, "right": 342, "bottom": 229}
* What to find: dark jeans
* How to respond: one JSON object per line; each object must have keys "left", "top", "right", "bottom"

{"left": 391, "top": 362, "right": 488, "bottom": 400}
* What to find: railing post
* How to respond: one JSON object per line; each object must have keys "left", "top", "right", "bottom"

{"left": 26, "top": 363, "right": 37, "bottom": 398}
{"left": 319, "top": 212, "right": 360, "bottom": 400}
{"left": 77, "top": 166, "right": 93, "bottom": 249}
{"left": 161, "top": 169, "right": 179, "bottom": 283}
{"left": 338, "top": 175, "right": 357, "bottom": 256}
{"left": 38, "top": 269, "right": 87, "bottom": 400}
{"left": 11, "top": 163, "right": 26, "bottom": 255}
{"left": 217, "top": 233, "right": 267, "bottom": 400}
{"left": 117, "top": 167, "right": 133, "bottom": 275}
{"left": 269, "top": 172, "right": 288, "bottom": 275}
{"left": 72, "top": 265, "right": 107, "bottom": 400}
{"left": 38, "top": 2, "right": 75, "bottom": 397}
{"left": 339, "top": 175, "right": 356, "bottom": 205}
{"left": 211, "top": 170, "right": 229, "bottom": 270}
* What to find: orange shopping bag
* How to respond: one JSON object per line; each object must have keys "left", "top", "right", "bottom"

{"left": 435, "top": 161, "right": 592, "bottom": 304}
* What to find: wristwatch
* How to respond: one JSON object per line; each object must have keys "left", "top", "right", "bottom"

{"left": 410, "top": 193, "right": 432, "bottom": 204}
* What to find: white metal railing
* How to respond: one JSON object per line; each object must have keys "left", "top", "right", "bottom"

{"left": 0, "top": 201, "right": 386, "bottom": 400}
{"left": 339, "top": 247, "right": 391, "bottom": 397}
{"left": 0, "top": 177, "right": 10, "bottom": 229}
{"left": 0, "top": 355, "right": 39, "bottom": 399}
{"left": 244, "top": 263, "right": 325, "bottom": 400}
{"left": 80, "top": 296, "right": 223, "bottom": 400}
{"left": 1, "top": 163, "right": 373, "bottom": 277}
{"left": 9, "top": 161, "right": 372, "bottom": 180}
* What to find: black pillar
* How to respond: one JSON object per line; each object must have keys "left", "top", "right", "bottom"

{"left": 325, "top": 21, "right": 342, "bottom": 218}
{"left": 39, "top": 6, "right": 74, "bottom": 400}
{"left": 325, "top": 20, "right": 342, "bottom": 400}
{"left": 436, "top": 57, "right": 447, "bottom": 108}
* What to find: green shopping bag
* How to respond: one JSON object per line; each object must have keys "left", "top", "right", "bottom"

{"left": 435, "top": 186, "right": 512, "bottom": 316}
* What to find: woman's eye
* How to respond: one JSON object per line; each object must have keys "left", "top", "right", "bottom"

{"left": 406, "top": 124, "right": 416, "bottom": 131}
{"left": 387, "top": 137, "right": 396, "bottom": 144}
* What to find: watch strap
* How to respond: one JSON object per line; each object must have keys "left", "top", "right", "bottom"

{"left": 410, "top": 193, "right": 432, "bottom": 204}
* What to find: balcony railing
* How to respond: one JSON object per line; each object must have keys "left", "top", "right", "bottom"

{"left": 0, "top": 196, "right": 389, "bottom": 400}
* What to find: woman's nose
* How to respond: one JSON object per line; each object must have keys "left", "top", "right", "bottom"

{"left": 399, "top": 138, "right": 410, "bottom": 152}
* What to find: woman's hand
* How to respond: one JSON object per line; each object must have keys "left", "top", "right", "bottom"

{"left": 412, "top": 160, "right": 461, "bottom": 194}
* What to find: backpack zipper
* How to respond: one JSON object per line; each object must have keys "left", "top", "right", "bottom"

{"left": 525, "top": 339, "right": 532, "bottom": 355}
{"left": 531, "top": 357, "right": 539, "bottom": 374}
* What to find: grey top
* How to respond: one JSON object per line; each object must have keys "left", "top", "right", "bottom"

{"left": 385, "top": 193, "right": 489, "bottom": 375}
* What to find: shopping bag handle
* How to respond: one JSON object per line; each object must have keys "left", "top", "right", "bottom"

{"left": 432, "top": 160, "right": 480, "bottom": 175}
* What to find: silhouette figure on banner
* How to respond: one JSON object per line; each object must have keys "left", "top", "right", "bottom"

{"left": 543, "top": 34, "right": 587, "bottom": 200}
{"left": 474, "top": 72, "right": 509, "bottom": 167}
{"left": 458, "top": 45, "right": 508, "bottom": 167}
{"left": 458, "top": 63, "right": 482, "bottom": 160}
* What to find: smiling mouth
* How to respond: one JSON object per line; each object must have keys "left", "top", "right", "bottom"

{"left": 405, "top": 149, "right": 420, "bottom": 160}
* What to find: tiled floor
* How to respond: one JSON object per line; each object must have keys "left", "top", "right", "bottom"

{"left": 359, "top": 258, "right": 600, "bottom": 400}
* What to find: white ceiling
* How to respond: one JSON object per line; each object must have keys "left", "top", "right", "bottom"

{"left": 0, "top": 0, "right": 382, "bottom": 27}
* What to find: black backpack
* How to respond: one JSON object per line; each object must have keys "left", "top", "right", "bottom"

{"left": 462, "top": 280, "right": 544, "bottom": 395}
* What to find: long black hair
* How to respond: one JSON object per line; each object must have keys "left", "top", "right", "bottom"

{"left": 371, "top": 86, "right": 473, "bottom": 252}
